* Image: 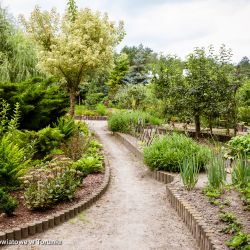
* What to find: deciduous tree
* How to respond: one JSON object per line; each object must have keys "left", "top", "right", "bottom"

{"left": 21, "top": 2, "right": 124, "bottom": 116}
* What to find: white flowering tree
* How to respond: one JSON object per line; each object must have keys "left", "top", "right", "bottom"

{"left": 21, "top": 1, "right": 124, "bottom": 116}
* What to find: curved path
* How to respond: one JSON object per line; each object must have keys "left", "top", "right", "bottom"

{"left": 5, "top": 121, "right": 198, "bottom": 250}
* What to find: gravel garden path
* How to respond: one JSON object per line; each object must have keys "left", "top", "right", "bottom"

{"left": 4, "top": 120, "right": 198, "bottom": 250}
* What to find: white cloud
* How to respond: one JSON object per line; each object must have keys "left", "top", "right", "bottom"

{"left": 1, "top": 0, "right": 249, "bottom": 62}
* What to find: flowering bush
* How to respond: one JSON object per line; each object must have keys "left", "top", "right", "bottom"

{"left": 21, "top": 159, "right": 83, "bottom": 210}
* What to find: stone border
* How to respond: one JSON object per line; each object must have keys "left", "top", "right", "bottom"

{"left": 75, "top": 115, "right": 107, "bottom": 121}
{"left": 114, "top": 131, "right": 222, "bottom": 250}
{"left": 0, "top": 156, "right": 111, "bottom": 245}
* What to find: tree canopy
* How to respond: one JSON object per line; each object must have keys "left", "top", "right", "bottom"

{"left": 21, "top": 3, "right": 125, "bottom": 116}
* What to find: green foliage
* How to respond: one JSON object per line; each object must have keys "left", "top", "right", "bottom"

{"left": 143, "top": 133, "right": 211, "bottom": 172}
{"left": 75, "top": 105, "right": 97, "bottom": 116}
{"left": 114, "top": 84, "right": 148, "bottom": 110}
{"left": 107, "top": 53, "right": 129, "bottom": 98}
{"left": 0, "top": 133, "right": 28, "bottom": 186}
{"left": 0, "top": 77, "right": 68, "bottom": 130}
{"left": 232, "top": 154, "right": 250, "bottom": 187}
{"left": 121, "top": 44, "right": 157, "bottom": 85}
{"left": 180, "top": 156, "right": 200, "bottom": 190}
{"left": 95, "top": 103, "right": 107, "bottom": 116}
{"left": 85, "top": 93, "right": 104, "bottom": 108}
{"left": 108, "top": 111, "right": 161, "bottom": 133}
{"left": 206, "top": 154, "right": 227, "bottom": 189}
{"left": 55, "top": 116, "right": 75, "bottom": 139}
{"left": 237, "top": 81, "right": 250, "bottom": 124}
{"left": 0, "top": 6, "right": 39, "bottom": 83}
{"left": 227, "top": 133, "right": 250, "bottom": 158}
{"left": 219, "top": 211, "right": 242, "bottom": 234}
{"left": 21, "top": 160, "right": 83, "bottom": 210}
{"left": 0, "top": 188, "right": 18, "bottom": 216}
{"left": 35, "top": 126, "right": 64, "bottom": 156}
{"left": 72, "top": 154, "right": 103, "bottom": 176}
{"left": 72, "top": 138, "right": 103, "bottom": 175}
{"left": 226, "top": 231, "right": 250, "bottom": 250}
{"left": 241, "top": 183, "right": 250, "bottom": 210}
{"left": 22, "top": 6, "right": 124, "bottom": 116}
{"left": 62, "top": 131, "right": 89, "bottom": 161}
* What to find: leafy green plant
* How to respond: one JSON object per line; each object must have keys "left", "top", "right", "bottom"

{"left": 21, "top": 160, "right": 83, "bottom": 210}
{"left": 180, "top": 156, "right": 200, "bottom": 190}
{"left": 226, "top": 231, "right": 250, "bottom": 249}
{"left": 219, "top": 212, "right": 242, "bottom": 234}
{"left": 240, "top": 183, "right": 250, "bottom": 210}
{"left": 96, "top": 103, "right": 107, "bottom": 116}
{"left": 143, "top": 133, "right": 211, "bottom": 172}
{"left": 202, "top": 186, "right": 223, "bottom": 205}
{"left": 227, "top": 133, "right": 250, "bottom": 158}
{"left": 206, "top": 154, "right": 227, "bottom": 189}
{"left": 0, "top": 188, "right": 18, "bottom": 216}
{"left": 72, "top": 154, "right": 104, "bottom": 176}
{"left": 35, "top": 126, "right": 64, "bottom": 156}
{"left": 0, "top": 134, "right": 29, "bottom": 186}
{"left": 55, "top": 116, "right": 75, "bottom": 139}
{"left": 232, "top": 154, "right": 250, "bottom": 188}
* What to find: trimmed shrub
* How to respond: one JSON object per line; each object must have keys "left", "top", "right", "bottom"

{"left": 143, "top": 133, "right": 211, "bottom": 172}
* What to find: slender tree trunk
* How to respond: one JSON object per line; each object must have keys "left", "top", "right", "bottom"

{"left": 194, "top": 114, "right": 201, "bottom": 139}
{"left": 209, "top": 117, "right": 213, "bottom": 135}
{"left": 69, "top": 91, "right": 76, "bottom": 117}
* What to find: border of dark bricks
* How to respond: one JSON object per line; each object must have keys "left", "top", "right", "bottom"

{"left": 0, "top": 156, "right": 111, "bottom": 246}
{"left": 75, "top": 115, "right": 107, "bottom": 121}
{"left": 114, "top": 131, "right": 223, "bottom": 250}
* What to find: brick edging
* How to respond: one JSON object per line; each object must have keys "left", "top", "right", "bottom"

{"left": 74, "top": 115, "right": 107, "bottom": 121}
{"left": 0, "top": 156, "right": 111, "bottom": 245}
{"left": 114, "top": 131, "right": 222, "bottom": 250}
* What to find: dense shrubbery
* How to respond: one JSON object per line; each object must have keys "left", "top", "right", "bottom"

{"left": 226, "top": 133, "right": 250, "bottom": 158}
{"left": 108, "top": 110, "right": 162, "bottom": 133}
{"left": 0, "top": 77, "right": 68, "bottom": 130}
{"left": 75, "top": 104, "right": 108, "bottom": 116}
{"left": 143, "top": 133, "right": 211, "bottom": 172}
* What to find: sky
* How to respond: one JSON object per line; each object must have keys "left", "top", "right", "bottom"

{"left": 1, "top": 0, "right": 250, "bottom": 63}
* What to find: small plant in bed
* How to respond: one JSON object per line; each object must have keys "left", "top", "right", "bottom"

{"left": 0, "top": 188, "right": 18, "bottom": 216}
{"left": 232, "top": 153, "right": 250, "bottom": 188}
{"left": 226, "top": 231, "right": 250, "bottom": 250}
{"left": 143, "top": 133, "right": 211, "bottom": 172}
{"left": 180, "top": 155, "right": 200, "bottom": 190}
{"left": 206, "top": 154, "right": 227, "bottom": 190}
{"left": 20, "top": 159, "right": 83, "bottom": 210}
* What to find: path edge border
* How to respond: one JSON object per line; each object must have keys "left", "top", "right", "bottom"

{"left": 0, "top": 156, "right": 111, "bottom": 245}
{"left": 75, "top": 115, "right": 107, "bottom": 121}
{"left": 114, "top": 131, "right": 222, "bottom": 250}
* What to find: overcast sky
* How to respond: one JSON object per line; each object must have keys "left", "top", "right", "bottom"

{"left": 1, "top": 0, "right": 249, "bottom": 62}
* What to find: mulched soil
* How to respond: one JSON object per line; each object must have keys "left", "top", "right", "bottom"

{"left": 0, "top": 173, "right": 104, "bottom": 232}
{"left": 174, "top": 183, "right": 250, "bottom": 250}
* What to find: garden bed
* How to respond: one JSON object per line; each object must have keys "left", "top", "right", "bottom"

{"left": 0, "top": 172, "right": 104, "bottom": 233}
{"left": 173, "top": 181, "right": 250, "bottom": 250}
